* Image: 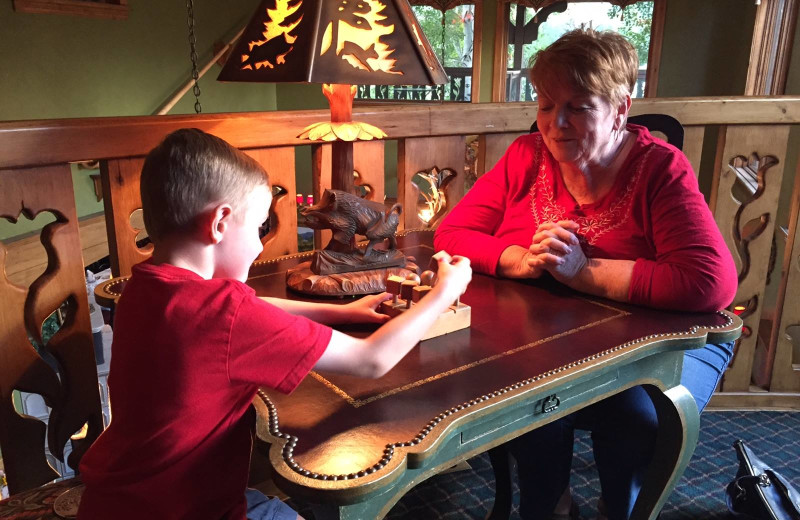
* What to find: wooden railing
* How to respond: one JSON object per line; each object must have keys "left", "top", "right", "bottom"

{"left": 2, "top": 97, "right": 800, "bottom": 415}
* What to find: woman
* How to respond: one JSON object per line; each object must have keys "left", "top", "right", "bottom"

{"left": 434, "top": 29, "right": 737, "bottom": 520}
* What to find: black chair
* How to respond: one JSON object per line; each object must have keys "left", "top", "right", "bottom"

{"left": 530, "top": 113, "right": 685, "bottom": 150}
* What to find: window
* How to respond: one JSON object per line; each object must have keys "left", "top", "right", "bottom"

{"left": 356, "top": 3, "right": 477, "bottom": 103}
{"left": 501, "top": 1, "right": 662, "bottom": 102}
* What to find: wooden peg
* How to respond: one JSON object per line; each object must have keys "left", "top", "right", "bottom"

{"left": 412, "top": 285, "right": 432, "bottom": 303}
{"left": 401, "top": 280, "right": 418, "bottom": 308}
{"left": 386, "top": 275, "right": 405, "bottom": 304}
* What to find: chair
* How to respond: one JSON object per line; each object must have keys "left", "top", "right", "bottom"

{"left": 0, "top": 166, "right": 104, "bottom": 518}
{"left": 530, "top": 113, "right": 685, "bottom": 150}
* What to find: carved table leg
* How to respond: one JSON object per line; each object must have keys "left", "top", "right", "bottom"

{"left": 630, "top": 384, "right": 699, "bottom": 520}
{"left": 486, "top": 445, "right": 514, "bottom": 520}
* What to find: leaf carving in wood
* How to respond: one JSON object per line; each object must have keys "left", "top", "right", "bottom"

{"left": 412, "top": 166, "right": 456, "bottom": 228}
{"left": 353, "top": 170, "right": 374, "bottom": 200}
{"left": 261, "top": 184, "right": 288, "bottom": 245}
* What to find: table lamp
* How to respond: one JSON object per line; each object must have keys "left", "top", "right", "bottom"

{"left": 218, "top": 0, "right": 448, "bottom": 194}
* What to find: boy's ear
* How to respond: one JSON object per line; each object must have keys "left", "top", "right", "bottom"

{"left": 206, "top": 203, "right": 234, "bottom": 244}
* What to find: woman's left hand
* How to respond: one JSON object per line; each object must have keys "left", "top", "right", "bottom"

{"left": 529, "top": 220, "right": 588, "bottom": 283}
{"left": 343, "top": 292, "right": 393, "bottom": 323}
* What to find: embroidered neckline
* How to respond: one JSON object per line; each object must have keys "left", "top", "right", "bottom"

{"left": 529, "top": 134, "right": 650, "bottom": 247}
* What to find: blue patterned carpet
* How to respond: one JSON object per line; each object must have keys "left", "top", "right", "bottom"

{"left": 289, "top": 411, "right": 800, "bottom": 519}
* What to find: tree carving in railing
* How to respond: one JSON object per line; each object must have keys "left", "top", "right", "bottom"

{"left": 728, "top": 153, "right": 777, "bottom": 283}
{"left": 0, "top": 166, "right": 103, "bottom": 494}
{"left": 127, "top": 208, "right": 150, "bottom": 253}
{"left": 261, "top": 185, "right": 288, "bottom": 246}
{"left": 353, "top": 170, "right": 374, "bottom": 200}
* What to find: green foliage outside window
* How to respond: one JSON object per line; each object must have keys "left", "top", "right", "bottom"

{"left": 412, "top": 5, "right": 473, "bottom": 68}
{"left": 608, "top": 2, "right": 654, "bottom": 66}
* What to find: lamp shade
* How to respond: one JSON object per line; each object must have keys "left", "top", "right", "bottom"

{"left": 218, "top": 0, "right": 448, "bottom": 86}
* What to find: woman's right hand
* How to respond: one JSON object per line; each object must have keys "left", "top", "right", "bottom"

{"left": 497, "top": 245, "right": 544, "bottom": 279}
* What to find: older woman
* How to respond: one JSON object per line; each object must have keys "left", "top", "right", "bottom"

{"left": 434, "top": 29, "right": 737, "bottom": 520}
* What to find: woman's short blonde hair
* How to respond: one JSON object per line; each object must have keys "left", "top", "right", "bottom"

{"left": 140, "top": 128, "right": 270, "bottom": 242}
{"left": 530, "top": 28, "right": 638, "bottom": 105}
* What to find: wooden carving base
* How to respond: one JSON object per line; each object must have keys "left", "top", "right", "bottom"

{"left": 379, "top": 300, "right": 471, "bottom": 341}
{"left": 286, "top": 259, "right": 419, "bottom": 296}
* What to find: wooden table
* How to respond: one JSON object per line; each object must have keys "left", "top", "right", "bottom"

{"left": 246, "top": 230, "right": 742, "bottom": 520}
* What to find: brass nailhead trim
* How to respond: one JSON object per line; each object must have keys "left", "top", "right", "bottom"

{"left": 257, "top": 311, "right": 734, "bottom": 481}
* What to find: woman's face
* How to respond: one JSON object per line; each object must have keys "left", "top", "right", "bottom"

{"left": 536, "top": 82, "right": 626, "bottom": 171}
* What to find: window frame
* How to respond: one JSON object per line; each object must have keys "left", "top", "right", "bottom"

{"left": 491, "top": 0, "right": 666, "bottom": 102}
{"left": 354, "top": 2, "right": 484, "bottom": 104}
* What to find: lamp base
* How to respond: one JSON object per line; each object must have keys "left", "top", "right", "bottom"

{"left": 298, "top": 120, "right": 387, "bottom": 141}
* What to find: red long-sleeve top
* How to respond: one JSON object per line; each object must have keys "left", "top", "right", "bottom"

{"left": 434, "top": 125, "right": 737, "bottom": 312}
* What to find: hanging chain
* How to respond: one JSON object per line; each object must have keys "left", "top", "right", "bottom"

{"left": 187, "top": 0, "right": 202, "bottom": 114}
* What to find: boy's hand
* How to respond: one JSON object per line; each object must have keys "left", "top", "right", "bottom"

{"left": 343, "top": 293, "right": 393, "bottom": 324}
{"left": 432, "top": 251, "right": 472, "bottom": 300}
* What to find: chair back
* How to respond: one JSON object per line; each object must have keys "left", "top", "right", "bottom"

{"left": 529, "top": 113, "right": 685, "bottom": 150}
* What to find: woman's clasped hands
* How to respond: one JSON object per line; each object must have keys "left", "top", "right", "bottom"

{"left": 527, "top": 220, "right": 587, "bottom": 283}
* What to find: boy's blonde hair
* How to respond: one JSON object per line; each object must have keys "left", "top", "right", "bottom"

{"left": 530, "top": 28, "right": 638, "bottom": 106}
{"left": 140, "top": 128, "right": 270, "bottom": 241}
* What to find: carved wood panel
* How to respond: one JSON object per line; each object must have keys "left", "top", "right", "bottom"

{"left": 311, "top": 141, "right": 385, "bottom": 249}
{"left": 397, "top": 136, "right": 467, "bottom": 230}
{"left": 768, "top": 169, "right": 800, "bottom": 392}
{"left": 709, "top": 124, "right": 791, "bottom": 392}
{"left": 244, "top": 147, "right": 299, "bottom": 260}
{"left": 100, "top": 157, "right": 149, "bottom": 278}
{"left": 0, "top": 165, "right": 103, "bottom": 494}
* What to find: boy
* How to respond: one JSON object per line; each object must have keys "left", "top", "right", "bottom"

{"left": 77, "top": 129, "right": 471, "bottom": 520}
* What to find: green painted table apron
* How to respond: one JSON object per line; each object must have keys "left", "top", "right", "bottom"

{"left": 246, "top": 230, "right": 743, "bottom": 520}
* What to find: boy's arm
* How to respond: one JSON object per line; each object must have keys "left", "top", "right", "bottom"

{"left": 260, "top": 294, "right": 392, "bottom": 325}
{"left": 313, "top": 255, "right": 471, "bottom": 378}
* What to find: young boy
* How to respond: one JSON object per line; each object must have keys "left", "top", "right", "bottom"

{"left": 76, "top": 129, "right": 471, "bottom": 520}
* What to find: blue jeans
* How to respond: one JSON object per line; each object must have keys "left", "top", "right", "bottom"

{"left": 508, "top": 341, "right": 735, "bottom": 520}
{"left": 245, "top": 489, "right": 298, "bottom": 520}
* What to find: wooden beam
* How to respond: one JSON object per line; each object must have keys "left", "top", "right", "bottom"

{"left": 471, "top": 1, "right": 483, "bottom": 103}
{"left": 7, "top": 98, "right": 800, "bottom": 170}
{"left": 491, "top": 1, "right": 509, "bottom": 102}
{"left": 644, "top": 0, "right": 666, "bottom": 97}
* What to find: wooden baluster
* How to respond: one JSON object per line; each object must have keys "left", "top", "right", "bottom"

{"left": 709, "top": 124, "right": 790, "bottom": 392}
{"left": 100, "top": 157, "right": 149, "bottom": 277}
{"left": 0, "top": 165, "right": 103, "bottom": 494}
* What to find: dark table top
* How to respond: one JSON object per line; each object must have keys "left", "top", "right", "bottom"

{"left": 247, "top": 230, "right": 740, "bottom": 482}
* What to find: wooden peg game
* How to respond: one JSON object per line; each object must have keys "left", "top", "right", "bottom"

{"left": 379, "top": 257, "right": 471, "bottom": 341}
